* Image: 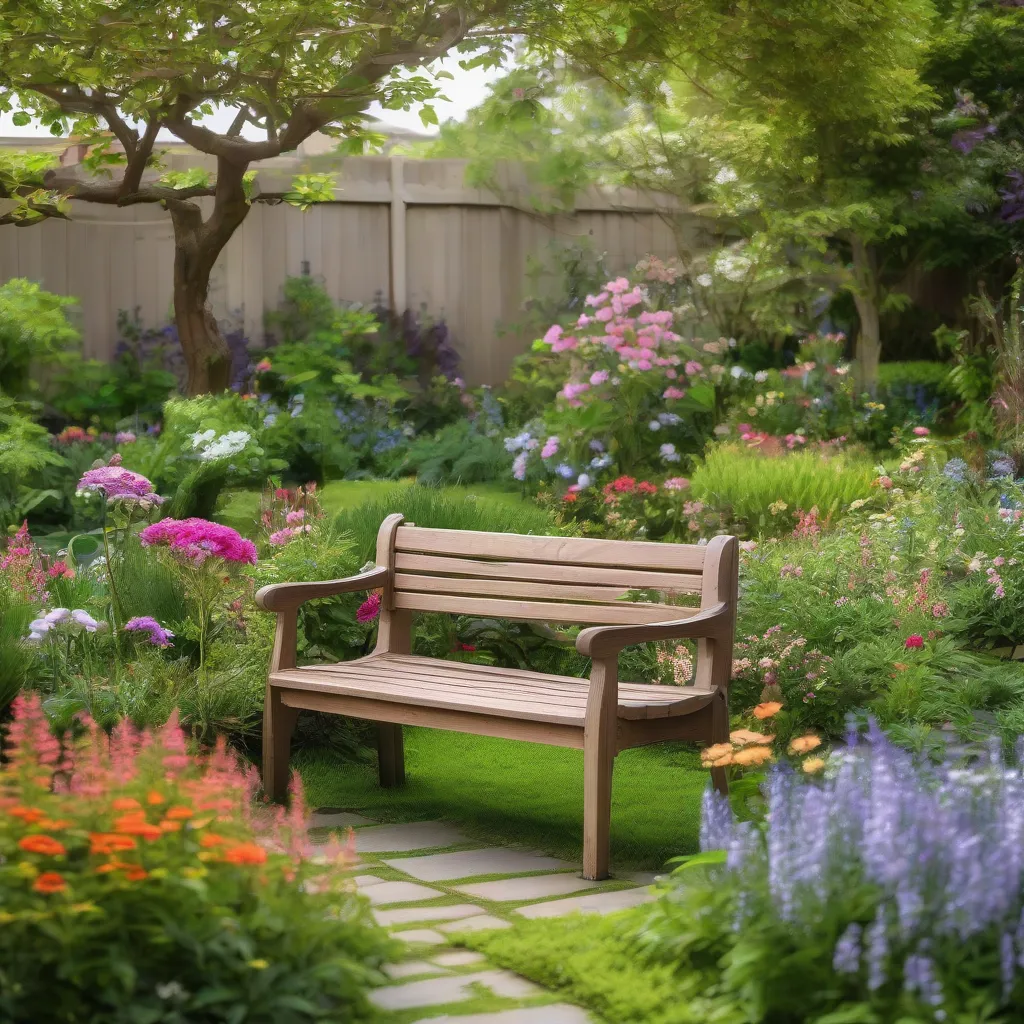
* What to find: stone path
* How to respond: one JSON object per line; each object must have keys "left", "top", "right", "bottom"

{"left": 308, "top": 807, "right": 661, "bottom": 1022}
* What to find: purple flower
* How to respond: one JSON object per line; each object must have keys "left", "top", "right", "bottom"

{"left": 833, "top": 924, "right": 862, "bottom": 974}
{"left": 124, "top": 616, "right": 174, "bottom": 648}
{"left": 950, "top": 123, "right": 996, "bottom": 154}
{"left": 1000, "top": 171, "right": 1024, "bottom": 224}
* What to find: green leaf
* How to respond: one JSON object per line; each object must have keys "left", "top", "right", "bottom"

{"left": 419, "top": 105, "right": 439, "bottom": 128}
{"left": 11, "top": 111, "right": 30, "bottom": 127}
{"left": 286, "top": 370, "right": 319, "bottom": 385}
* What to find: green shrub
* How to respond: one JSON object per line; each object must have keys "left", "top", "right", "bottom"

{"left": 0, "top": 694, "right": 389, "bottom": 1023}
{"left": 392, "top": 419, "right": 512, "bottom": 485}
{"left": 0, "top": 395, "right": 65, "bottom": 529}
{"left": 689, "top": 443, "right": 876, "bottom": 536}
{"left": 878, "top": 360, "right": 959, "bottom": 425}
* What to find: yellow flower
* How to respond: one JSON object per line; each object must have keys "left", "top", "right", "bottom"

{"left": 788, "top": 734, "right": 822, "bottom": 755}
{"left": 181, "top": 866, "right": 208, "bottom": 879}
{"left": 68, "top": 902, "right": 100, "bottom": 915}
{"left": 849, "top": 499, "right": 867, "bottom": 510}
{"left": 247, "top": 959, "right": 269, "bottom": 970}
{"left": 802, "top": 757, "right": 826, "bottom": 774}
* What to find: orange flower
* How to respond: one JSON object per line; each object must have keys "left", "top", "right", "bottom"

{"left": 111, "top": 797, "right": 141, "bottom": 811}
{"left": 893, "top": 662, "right": 909, "bottom": 672}
{"left": 752, "top": 702, "right": 783, "bottom": 720}
{"left": 8, "top": 806, "right": 45, "bottom": 824}
{"left": 95, "top": 860, "right": 132, "bottom": 874}
{"left": 223, "top": 843, "right": 268, "bottom": 865}
{"left": 164, "top": 805, "right": 194, "bottom": 820}
{"left": 730, "top": 729, "right": 775, "bottom": 746}
{"left": 200, "top": 833, "right": 228, "bottom": 848}
{"left": 700, "top": 742, "right": 735, "bottom": 766}
{"left": 38, "top": 818, "right": 72, "bottom": 830}
{"left": 89, "top": 833, "right": 137, "bottom": 855}
{"left": 788, "top": 734, "right": 822, "bottom": 755}
{"left": 159, "top": 820, "right": 182, "bottom": 833}
{"left": 124, "top": 867, "right": 148, "bottom": 882}
{"left": 146, "top": 791, "right": 165, "bottom": 806}
{"left": 113, "top": 816, "right": 162, "bottom": 841}
{"left": 731, "top": 745, "right": 774, "bottom": 767}
{"left": 802, "top": 757, "right": 826, "bottom": 774}
{"left": 18, "top": 835, "right": 66, "bottom": 856}
{"left": 33, "top": 872, "right": 67, "bottom": 894}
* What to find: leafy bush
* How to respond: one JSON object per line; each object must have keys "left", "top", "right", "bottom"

{"left": 0, "top": 279, "right": 80, "bottom": 401}
{"left": 878, "top": 360, "right": 959, "bottom": 425}
{"left": 0, "top": 395, "right": 65, "bottom": 529}
{"left": 390, "top": 417, "right": 511, "bottom": 486}
{"left": 0, "top": 693, "right": 389, "bottom": 1023}
{"left": 689, "top": 444, "right": 877, "bottom": 536}
{"left": 641, "top": 726, "right": 1024, "bottom": 1022}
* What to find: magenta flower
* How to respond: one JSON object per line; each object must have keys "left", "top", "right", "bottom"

{"left": 269, "top": 528, "right": 295, "bottom": 546}
{"left": 139, "top": 518, "right": 258, "bottom": 565}
{"left": 905, "top": 634, "right": 924, "bottom": 649}
{"left": 356, "top": 593, "right": 381, "bottom": 623}
{"left": 77, "top": 463, "right": 161, "bottom": 503}
{"left": 124, "top": 616, "right": 174, "bottom": 647}
{"left": 912, "top": 426, "right": 930, "bottom": 437}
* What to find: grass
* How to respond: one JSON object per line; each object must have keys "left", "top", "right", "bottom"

{"left": 297, "top": 727, "right": 705, "bottom": 871}
{"left": 463, "top": 909, "right": 687, "bottom": 1024}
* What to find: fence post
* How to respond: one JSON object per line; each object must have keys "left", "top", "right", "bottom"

{"left": 389, "top": 154, "right": 407, "bottom": 315}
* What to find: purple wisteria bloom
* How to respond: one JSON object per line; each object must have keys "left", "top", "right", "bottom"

{"left": 124, "top": 616, "right": 175, "bottom": 648}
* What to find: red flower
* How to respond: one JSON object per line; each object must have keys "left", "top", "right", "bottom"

{"left": 18, "top": 835, "right": 67, "bottom": 856}
{"left": 904, "top": 634, "right": 924, "bottom": 649}
{"left": 637, "top": 481, "right": 658, "bottom": 495}
{"left": 33, "top": 871, "right": 67, "bottom": 894}
{"left": 563, "top": 492, "right": 578, "bottom": 503}
{"left": 458, "top": 643, "right": 477, "bottom": 652}
{"left": 611, "top": 476, "right": 636, "bottom": 493}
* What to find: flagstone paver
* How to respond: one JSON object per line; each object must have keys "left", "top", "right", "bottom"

{"left": 375, "top": 903, "right": 483, "bottom": 927}
{"left": 396, "top": 928, "right": 447, "bottom": 945}
{"left": 515, "top": 885, "right": 656, "bottom": 919}
{"left": 386, "top": 847, "right": 575, "bottom": 882}
{"left": 354, "top": 821, "right": 472, "bottom": 854}
{"left": 307, "top": 810, "right": 375, "bottom": 829}
{"left": 417, "top": 1006, "right": 593, "bottom": 1023}
{"left": 438, "top": 914, "right": 512, "bottom": 933}
{"left": 354, "top": 874, "right": 386, "bottom": 888}
{"left": 364, "top": 880, "right": 445, "bottom": 906}
{"left": 384, "top": 960, "right": 449, "bottom": 980}
{"left": 454, "top": 873, "right": 606, "bottom": 902}
{"left": 369, "top": 969, "right": 540, "bottom": 1011}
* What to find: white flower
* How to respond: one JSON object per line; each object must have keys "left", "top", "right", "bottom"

{"left": 714, "top": 166, "right": 738, "bottom": 185}
{"left": 730, "top": 365, "right": 748, "bottom": 379}
{"left": 190, "top": 429, "right": 216, "bottom": 450}
{"left": 713, "top": 249, "right": 751, "bottom": 283}
{"left": 577, "top": 473, "right": 591, "bottom": 488}
{"left": 754, "top": 370, "right": 769, "bottom": 383}
{"left": 695, "top": 273, "right": 713, "bottom": 288}
{"left": 71, "top": 609, "right": 100, "bottom": 632}
{"left": 197, "top": 430, "right": 252, "bottom": 462}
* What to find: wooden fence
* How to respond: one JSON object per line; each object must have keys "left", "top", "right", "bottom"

{"left": 0, "top": 156, "right": 703, "bottom": 385}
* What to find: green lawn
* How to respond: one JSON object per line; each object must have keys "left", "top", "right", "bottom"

{"left": 297, "top": 727, "right": 706, "bottom": 872}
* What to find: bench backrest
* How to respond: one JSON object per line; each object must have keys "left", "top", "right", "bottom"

{"left": 374, "top": 514, "right": 737, "bottom": 629}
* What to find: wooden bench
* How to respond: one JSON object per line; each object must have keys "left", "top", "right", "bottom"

{"left": 256, "top": 514, "right": 738, "bottom": 879}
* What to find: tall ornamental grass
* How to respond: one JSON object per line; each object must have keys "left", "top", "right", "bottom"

{"left": 689, "top": 444, "right": 876, "bottom": 535}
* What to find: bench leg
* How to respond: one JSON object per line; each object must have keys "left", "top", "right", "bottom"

{"left": 709, "top": 689, "right": 730, "bottom": 797}
{"left": 263, "top": 687, "right": 299, "bottom": 803}
{"left": 377, "top": 723, "right": 405, "bottom": 788}
{"left": 583, "top": 659, "right": 617, "bottom": 881}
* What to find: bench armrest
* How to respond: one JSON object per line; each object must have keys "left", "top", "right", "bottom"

{"left": 575, "top": 602, "right": 730, "bottom": 659}
{"left": 255, "top": 566, "right": 390, "bottom": 613}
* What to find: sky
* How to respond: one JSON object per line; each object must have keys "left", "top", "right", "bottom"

{"left": 0, "top": 56, "right": 503, "bottom": 140}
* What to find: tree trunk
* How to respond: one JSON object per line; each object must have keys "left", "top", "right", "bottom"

{"left": 850, "top": 235, "right": 882, "bottom": 394}
{"left": 166, "top": 157, "right": 252, "bottom": 395}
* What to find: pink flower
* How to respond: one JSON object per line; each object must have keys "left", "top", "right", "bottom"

{"left": 663, "top": 386, "right": 686, "bottom": 399}
{"left": 606, "top": 277, "right": 631, "bottom": 295}
{"left": 590, "top": 370, "right": 609, "bottom": 386}
{"left": 904, "top": 634, "right": 924, "bottom": 649}
{"left": 912, "top": 426, "right": 930, "bottom": 436}
{"left": 931, "top": 602, "right": 949, "bottom": 618}
{"left": 269, "top": 528, "right": 295, "bottom": 546}
{"left": 356, "top": 593, "right": 381, "bottom": 623}
{"left": 552, "top": 335, "right": 578, "bottom": 353}
{"left": 878, "top": 476, "right": 894, "bottom": 490}
{"left": 541, "top": 437, "right": 559, "bottom": 460}
{"left": 115, "top": 431, "right": 136, "bottom": 444}
{"left": 285, "top": 509, "right": 306, "bottom": 525}
{"left": 139, "top": 518, "right": 258, "bottom": 565}
{"left": 560, "top": 381, "right": 591, "bottom": 402}
{"left": 256, "top": 359, "right": 272, "bottom": 372}
{"left": 663, "top": 477, "right": 690, "bottom": 491}
{"left": 78, "top": 462, "right": 161, "bottom": 503}
{"left": 594, "top": 306, "right": 614, "bottom": 322}
{"left": 684, "top": 361, "right": 703, "bottom": 375}
{"left": 543, "top": 324, "right": 563, "bottom": 346}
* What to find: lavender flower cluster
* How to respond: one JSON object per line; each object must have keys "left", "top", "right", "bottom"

{"left": 700, "top": 721, "right": 1024, "bottom": 1012}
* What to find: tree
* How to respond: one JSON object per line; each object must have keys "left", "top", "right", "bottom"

{"left": 0, "top": 0, "right": 580, "bottom": 394}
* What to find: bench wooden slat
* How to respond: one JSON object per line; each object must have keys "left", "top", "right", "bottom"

{"left": 395, "top": 526, "right": 706, "bottom": 572}
{"left": 394, "top": 572, "right": 680, "bottom": 606}
{"left": 392, "top": 591, "right": 697, "bottom": 624}
{"left": 277, "top": 656, "right": 711, "bottom": 720}
{"left": 394, "top": 553, "right": 704, "bottom": 594}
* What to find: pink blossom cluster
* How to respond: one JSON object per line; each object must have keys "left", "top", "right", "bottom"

{"left": 139, "top": 517, "right": 257, "bottom": 565}
{"left": 77, "top": 459, "right": 161, "bottom": 504}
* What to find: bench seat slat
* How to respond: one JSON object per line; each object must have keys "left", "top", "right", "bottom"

{"left": 393, "top": 553, "right": 704, "bottom": 594}
{"left": 272, "top": 655, "right": 714, "bottom": 722}
{"left": 392, "top": 591, "right": 696, "bottom": 624}
{"left": 395, "top": 526, "right": 706, "bottom": 572}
